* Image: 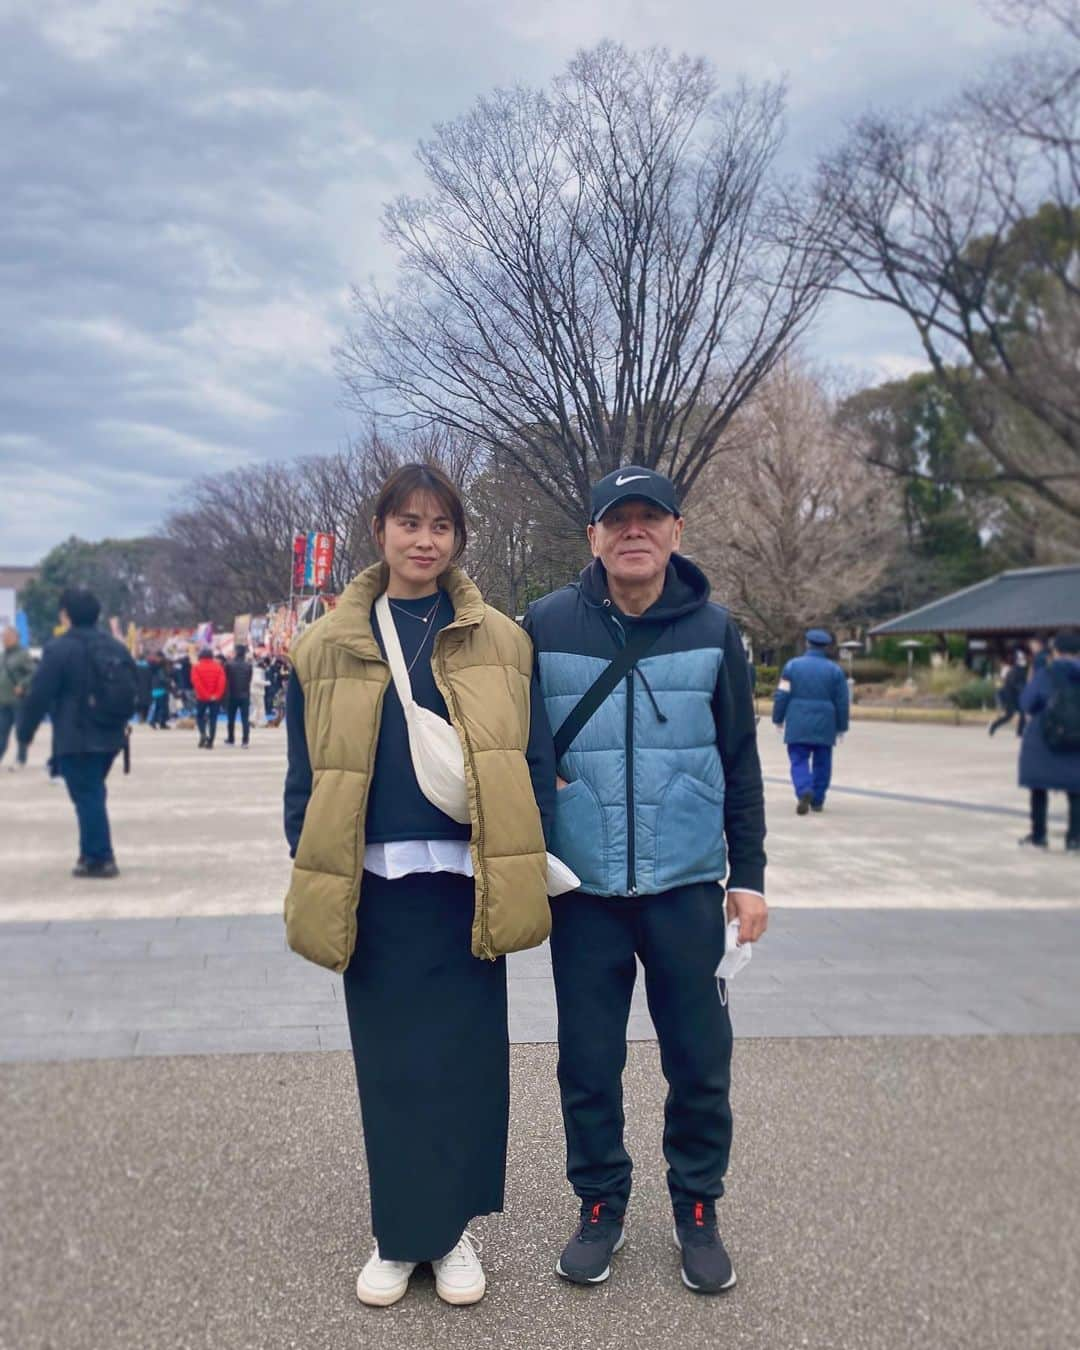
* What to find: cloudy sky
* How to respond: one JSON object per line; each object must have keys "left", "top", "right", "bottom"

{"left": 1, "top": 0, "right": 1024, "bottom": 564}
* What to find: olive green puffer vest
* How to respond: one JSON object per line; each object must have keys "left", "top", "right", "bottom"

{"left": 284, "top": 562, "right": 551, "bottom": 971}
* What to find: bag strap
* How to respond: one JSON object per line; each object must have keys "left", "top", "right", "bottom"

{"left": 554, "top": 620, "right": 667, "bottom": 761}
{"left": 374, "top": 592, "right": 421, "bottom": 714}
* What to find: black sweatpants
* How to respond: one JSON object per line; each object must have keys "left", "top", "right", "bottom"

{"left": 549, "top": 881, "right": 733, "bottom": 1215}
{"left": 196, "top": 701, "right": 220, "bottom": 745}
{"left": 225, "top": 696, "right": 250, "bottom": 744}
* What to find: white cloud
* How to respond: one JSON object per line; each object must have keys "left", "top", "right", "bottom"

{"left": 32, "top": 0, "right": 186, "bottom": 62}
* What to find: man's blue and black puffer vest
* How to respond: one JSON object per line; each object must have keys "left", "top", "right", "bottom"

{"left": 523, "top": 555, "right": 766, "bottom": 899}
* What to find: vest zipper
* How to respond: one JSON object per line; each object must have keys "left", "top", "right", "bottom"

{"left": 609, "top": 611, "right": 637, "bottom": 896}
{"left": 626, "top": 666, "right": 637, "bottom": 895}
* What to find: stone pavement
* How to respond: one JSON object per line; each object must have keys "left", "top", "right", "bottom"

{"left": 1, "top": 721, "right": 1078, "bottom": 1062}
{"left": 2, "top": 719, "right": 1079, "bottom": 1348}
{"left": 3, "top": 1037, "right": 1078, "bottom": 1350}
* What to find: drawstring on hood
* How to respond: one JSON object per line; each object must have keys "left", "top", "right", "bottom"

{"left": 576, "top": 553, "right": 711, "bottom": 729}
{"left": 637, "top": 666, "right": 668, "bottom": 725}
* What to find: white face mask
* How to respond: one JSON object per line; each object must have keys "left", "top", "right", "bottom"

{"left": 715, "top": 919, "right": 752, "bottom": 1005}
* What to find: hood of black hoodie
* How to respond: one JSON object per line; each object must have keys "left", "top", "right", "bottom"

{"left": 577, "top": 553, "right": 711, "bottom": 625}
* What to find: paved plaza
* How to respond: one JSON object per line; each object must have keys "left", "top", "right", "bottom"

{"left": 2, "top": 719, "right": 1078, "bottom": 1348}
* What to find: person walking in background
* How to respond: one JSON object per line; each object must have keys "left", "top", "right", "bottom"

{"left": 772, "top": 629, "right": 850, "bottom": 815}
{"left": 524, "top": 465, "right": 767, "bottom": 1297}
{"left": 225, "top": 645, "right": 253, "bottom": 748}
{"left": 284, "top": 463, "right": 555, "bottom": 1309}
{"left": 0, "top": 626, "right": 34, "bottom": 771}
{"left": 173, "top": 652, "right": 194, "bottom": 717}
{"left": 192, "top": 647, "right": 226, "bottom": 749}
{"left": 148, "top": 652, "right": 172, "bottom": 728}
{"left": 265, "top": 656, "right": 285, "bottom": 722}
{"left": 989, "top": 649, "right": 1028, "bottom": 737}
{"left": 134, "top": 651, "right": 153, "bottom": 724}
{"left": 1018, "top": 630, "right": 1080, "bottom": 852}
{"left": 250, "top": 655, "right": 267, "bottom": 727}
{"left": 16, "top": 588, "right": 136, "bottom": 877}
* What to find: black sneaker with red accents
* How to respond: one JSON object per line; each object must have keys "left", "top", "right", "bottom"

{"left": 673, "top": 1200, "right": 736, "bottom": 1294}
{"left": 555, "top": 1202, "right": 626, "bottom": 1284}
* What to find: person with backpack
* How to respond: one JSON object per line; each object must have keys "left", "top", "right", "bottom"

{"left": 17, "top": 588, "right": 137, "bottom": 878}
{"left": 523, "top": 466, "right": 767, "bottom": 1297}
{"left": 224, "top": 645, "right": 253, "bottom": 747}
{"left": 192, "top": 647, "right": 227, "bottom": 748}
{"left": 1018, "top": 629, "right": 1080, "bottom": 852}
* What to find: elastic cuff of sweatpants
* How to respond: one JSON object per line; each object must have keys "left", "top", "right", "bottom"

{"left": 727, "top": 866, "right": 765, "bottom": 895}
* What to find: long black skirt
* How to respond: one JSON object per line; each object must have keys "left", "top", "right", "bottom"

{"left": 342, "top": 869, "right": 509, "bottom": 1262}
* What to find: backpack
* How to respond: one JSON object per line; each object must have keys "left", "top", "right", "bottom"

{"left": 1042, "top": 667, "right": 1080, "bottom": 753}
{"left": 82, "top": 633, "right": 138, "bottom": 730}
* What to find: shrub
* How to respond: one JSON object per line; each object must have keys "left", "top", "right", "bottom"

{"left": 850, "top": 658, "right": 894, "bottom": 683}
{"left": 754, "top": 664, "right": 779, "bottom": 687}
{"left": 872, "top": 635, "right": 936, "bottom": 666}
{"left": 948, "top": 678, "right": 996, "bottom": 710}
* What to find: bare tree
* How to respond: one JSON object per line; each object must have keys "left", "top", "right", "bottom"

{"left": 813, "top": 2, "right": 1080, "bottom": 523}
{"left": 465, "top": 449, "right": 588, "bottom": 614}
{"left": 339, "top": 43, "right": 833, "bottom": 525}
{"left": 163, "top": 427, "right": 501, "bottom": 624}
{"left": 688, "top": 358, "right": 897, "bottom": 652}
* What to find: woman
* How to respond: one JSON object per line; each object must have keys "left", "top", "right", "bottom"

{"left": 283, "top": 463, "right": 555, "bottom": 1308}
{"left": 1017, "top": 629, "right": 1080, "bottom": 851}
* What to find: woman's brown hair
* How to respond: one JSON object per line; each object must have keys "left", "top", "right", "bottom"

{"left": 372, "top": 462, "right": 468, "bottom": 562}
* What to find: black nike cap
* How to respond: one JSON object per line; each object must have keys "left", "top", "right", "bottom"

{"left": 590, "top": 465, "right": 680, "bottom": 524}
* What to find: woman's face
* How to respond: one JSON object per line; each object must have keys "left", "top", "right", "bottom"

{"left": 376, "top": 491, "right": 457, "bottom": 594}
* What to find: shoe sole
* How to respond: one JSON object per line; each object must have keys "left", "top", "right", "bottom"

{"left": 555, "top": 1230, "right": 626, "bottom": 1284}
{"left": 434, "top": 1277, "right": 486, "bottom": 1306}
{"left": 356, "top": 1274, "right": 410, "bottom": 1307}
{"left": 673, "top": 1227, "right": 737, "bottom": 1293}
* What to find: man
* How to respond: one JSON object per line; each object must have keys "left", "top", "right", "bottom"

{"left": 224, "top": 645, "right": 253, "bottom": 748}
{"left": 772, "top": 629, "right": 850, "bottom": 815}
{"left": 1018, "top": 629, "right": 1080, "bottom": 852}
{"left": 17, "top": 588, "right": 136, "bottom": 877}
{"left": 192, "top": 647, "right": 226, "bottom": 748}
{"left": 524, "top": 466, "right": 767, "bottom": 1296}
{"left": 0, "top": 626, "right": 34, "bottom": 771}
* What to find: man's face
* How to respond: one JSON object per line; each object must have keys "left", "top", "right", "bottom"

{"left": 587, "top": 499, "right": 683, "bottom": 587}
{"left": 2, "top": 628, "right": 16, "bottom": 650}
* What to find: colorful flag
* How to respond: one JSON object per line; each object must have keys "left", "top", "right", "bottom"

{"left": 312, "top": 533, "right": 335, "bottom": 590}
{"left": 292, "top": 533, "right": 308, "bottom": 591}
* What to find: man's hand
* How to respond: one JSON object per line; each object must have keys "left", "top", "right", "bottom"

{"left": 727, "top": 890, "right": 768, "bottom": 942}
{"left": 556, "top": 775, "right": 568, "bottom": 790}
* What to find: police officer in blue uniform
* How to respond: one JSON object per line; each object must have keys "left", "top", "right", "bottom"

{"left": 772, "top": 629, "right": 850, "bottom": 815}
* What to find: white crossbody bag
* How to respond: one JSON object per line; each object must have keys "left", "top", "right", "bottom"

{"left": 375, "top": 593, "right": 579, "bottom": 897}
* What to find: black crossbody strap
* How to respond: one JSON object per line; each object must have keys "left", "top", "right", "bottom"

{"left": 554, "top": 621, "right": 666, "bottom": 761}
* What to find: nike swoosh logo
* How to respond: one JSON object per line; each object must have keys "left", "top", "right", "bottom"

{"left": 614, "top": 474, "right": 650, "bottom": 486}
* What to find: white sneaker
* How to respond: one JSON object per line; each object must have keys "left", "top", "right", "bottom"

{"left": 431, "top": 1230, "right": 486, "bottom": 1305}
{"left": 355, "top": 1245, "right": 417, "bottom": 1307}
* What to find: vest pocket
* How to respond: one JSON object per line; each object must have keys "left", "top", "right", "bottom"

{"left": 552, "top": 777, "right": 607, "bottom": 893}
{"left": 654, "top": 773, "right": 726, "bottom": 890}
